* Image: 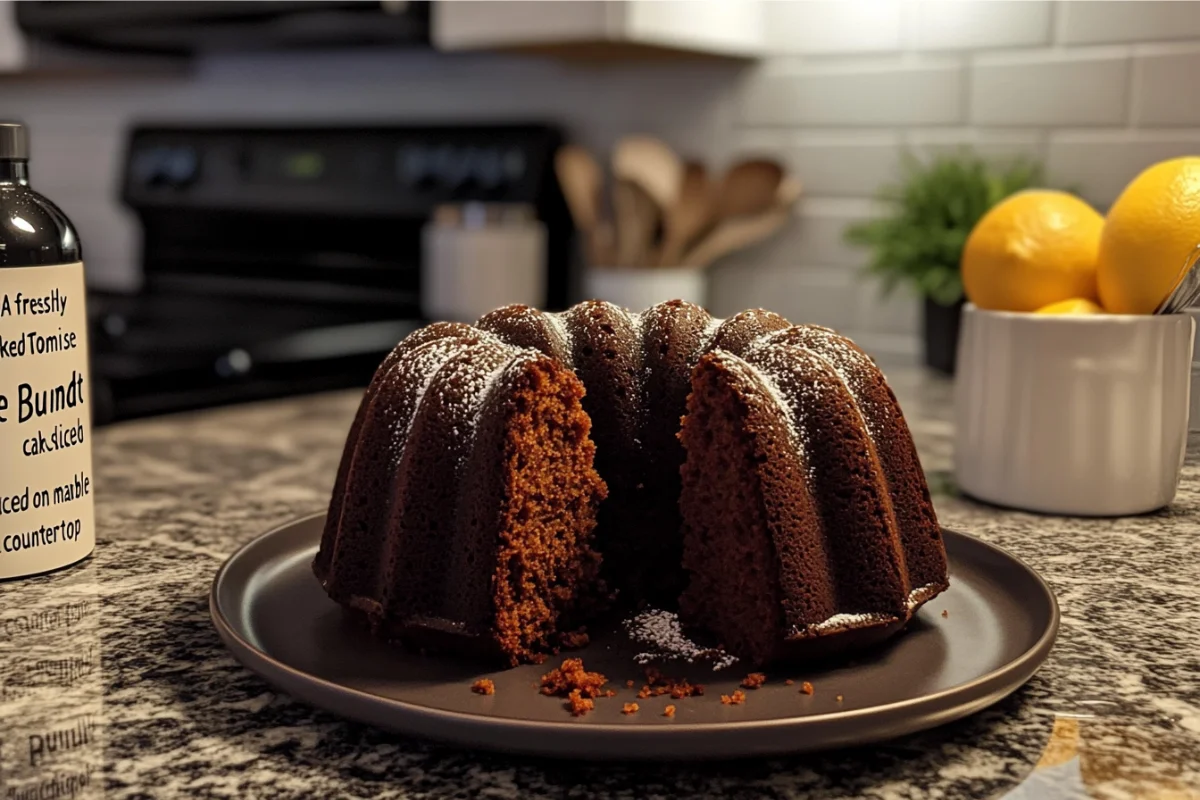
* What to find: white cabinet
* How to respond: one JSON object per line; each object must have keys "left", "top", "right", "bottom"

{"left": 433, "top": 1, "right": 764, "bottom": 60}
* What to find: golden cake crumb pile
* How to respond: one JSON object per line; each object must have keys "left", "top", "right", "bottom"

{"left": 622, "top": 702, "right": 639, "bottom": 715}
{"left": 720, "top": 690, "right": 747, "bottom": 705}
{"left": 540, "top": 658, "right": 609, "bottom": 716}
{"left": 741, "top": 672, "right": 766, "bottom": 689}
{"left": 470, "top": 679, "right": 495, "bottom": 696}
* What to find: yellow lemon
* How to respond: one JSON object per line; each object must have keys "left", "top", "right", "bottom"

{"left": 1035, "top": 298, "right": 1105, "bottom": 315}
{"left": 962, "top": 190, "right": 1104, "bottom": 312}
{"left": 1097, "top": 156, "right": 1200, "bottom": 314}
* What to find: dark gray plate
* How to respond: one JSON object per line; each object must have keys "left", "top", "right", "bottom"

{"left": 210, "top": 513, "right": 1058, "bottom": 760}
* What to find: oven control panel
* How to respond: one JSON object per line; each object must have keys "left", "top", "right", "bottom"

{"left": 122, "top": 125, "right": 562, "bottom": 217}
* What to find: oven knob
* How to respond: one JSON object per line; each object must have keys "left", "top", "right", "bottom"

{"left": 215, "top": 348, "right": 253, "bottom": 378}
{"left": 164, "top": 147, "right": 199, "bottom": 188}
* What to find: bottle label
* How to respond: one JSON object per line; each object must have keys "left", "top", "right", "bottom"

{"left": 0, "top": 262, "right": 94, "bottom": 579}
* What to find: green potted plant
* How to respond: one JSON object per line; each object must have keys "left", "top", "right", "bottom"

{"left": 845, "top": 151, "right": 1044, "bottom": 374}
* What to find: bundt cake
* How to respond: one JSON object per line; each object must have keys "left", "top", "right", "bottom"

{"left": 315, "top": 300, "right": 948, "bottom": 667}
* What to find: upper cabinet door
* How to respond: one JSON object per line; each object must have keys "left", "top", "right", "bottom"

{"left": 433, "top": 1, "right": 764, "bottom": 60}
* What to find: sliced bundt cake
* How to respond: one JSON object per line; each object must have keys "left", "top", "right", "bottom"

{"left": 678, "top": 327, "right": 947, "bottom": 665}
{"left": 316, "top": 301, "right": 948, "bottom": 666}
{"left": 314, "top": 323, "right": 606, "bottom": 665}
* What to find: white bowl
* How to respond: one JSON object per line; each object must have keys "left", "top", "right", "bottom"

{"left": 954, "top": 304, "right": 1194, "bottom": 516}
{"left": 583, "top": 266, "right": 706, "bottom": 310}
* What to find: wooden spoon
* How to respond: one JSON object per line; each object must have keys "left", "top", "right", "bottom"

{"left": 612, "top": 134, "right": 684, "bottom": 218}
{"left": 681, "top": 178, "right": 802, "bottom": 269}
{"left": 716, "top": 159, "right": 785, "bottom": 220}
{"left": 658, "top": 161, "right": 715, "bottom": 268}
{"left": 555, "top": 145, "right": 614, "bottom": 266}
{"left": 614, "top": 179, "right": 659, "bottom": 268}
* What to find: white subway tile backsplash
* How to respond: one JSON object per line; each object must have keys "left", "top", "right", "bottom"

{"left": 735, "top": 131, "right": 903, "bottom": 196}
{"left": 709, "top": 260, "right": 858, "bottom": 329}
{"left": 1047, "top": 131, "right": 1200, "bottom": 207}
{"left": 906, "top": 128, "right": 1044, "bottom": 163}
{"left": 740, "top": 62, "right": 965, "bottom": 127}
{"left": 765, "top": 0, "right": 903, "bottom": 55}
{"left": 736, "top": 202, "right": 876, "bottom": 269}
{"left": 1134, "top": 51, "right": 1200, "bottom": 126}
{"left": 970, "top": 52, "right": 1129, "bottom": 126}
{"left": 1060, "top": 1, "right": 1200, "bottom": 45}
{"left": 910, "top": 1, "right": 1052, "bottom": 51}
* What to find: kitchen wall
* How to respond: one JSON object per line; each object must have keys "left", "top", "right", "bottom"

{"left": 718, "top": 0, "right": 1200, "bottom": 357}
{"left": 3, "top": 1, "right": 1200, "bottom": 357}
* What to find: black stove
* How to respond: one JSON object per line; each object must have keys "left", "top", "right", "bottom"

{"left": 91, "top": 123, "right": 569, "bottom": 425}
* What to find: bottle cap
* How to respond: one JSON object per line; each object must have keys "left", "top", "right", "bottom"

{"left": 0, "top": 122, "right": 30, "bottom": 160}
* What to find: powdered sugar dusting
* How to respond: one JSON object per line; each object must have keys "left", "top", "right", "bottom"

{"left": 542, "top": 311, "right": 574, "bottom": 362}
{"left": 624, "top": 609, "right": 738, "bottom": 670}
{"left": 797, "top": 329, "right": 886, "bottom": 438}
{"left": 698, "top": 314, "right": 724, "bottom": 353}
{"left": 388, "top": 337, "right": 467, "bottom": 462}
{"left": 388, "top": 332, "right": 537, "bottom": 471}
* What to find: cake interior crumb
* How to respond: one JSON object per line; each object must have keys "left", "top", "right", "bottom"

{"left": 622, "top": 702, "right": 639, "bottom": 715}
{"left": 663, "top": 704, "right": 676, "bottom": 718}
{"left": 800, "top": 681, "right": 814, "bottom": 695}
{"left": 470, "top": 678, "right": 495, "bottom": 696}
{"left": 720, "top": 690, "right": 747, "bottom": 705}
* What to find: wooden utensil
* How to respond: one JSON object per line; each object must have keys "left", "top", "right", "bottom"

{"left": 681, "top": 178, "right": 801, "bottom": 269}
{"left": 716, "top": 159, "right": 784, "bottom": 220}
{"left": 612, "top": 134, "right": 684, "bottom": 218}
{"left": 658, "top": 161, "right": 715, "bottom": 268}
{"left": 614, "top": 179, "right": 659, "bottom": 268}
{"left": 555, "top": 145, "right": 614, "bottom": 266}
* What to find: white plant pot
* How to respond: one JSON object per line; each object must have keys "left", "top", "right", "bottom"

{"left": 954, "top": 304, "right": 1194, "bottom": 516}
{"left": 582, "top": 266, "right": 707, "bottom": 311}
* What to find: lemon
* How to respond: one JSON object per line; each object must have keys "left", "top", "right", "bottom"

{"left": 962, "top": 190, "right": 1104, "bottom": 312}
{"left": 1097, "top": 157, "right": 1200, "bottom": 314}
{"left": 1034, "top": 298, "right": 1104, "bottom": 315}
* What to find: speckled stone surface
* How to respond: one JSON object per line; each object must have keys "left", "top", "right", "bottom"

{"left": 2, "top": 370, "right": 1198, "bottom": 799}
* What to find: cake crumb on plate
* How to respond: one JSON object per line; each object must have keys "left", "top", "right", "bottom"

{"left": 741, "top": 672, "right": 766, "bottom": 689}
{"left": 663, "top": 704, "right": 676, "bottom": 717}
{"left": 470, "top": 679, "right": 495, "bottom": 695}
{"left": 800, "top": 682, "right": 814, "bottom": 695}
{"left": 566, "top": 689, "right": 595, "bottom": 716}
{"left": 622, "top": 702, "right": 639, "bottom": 715}
{"left": 720, "top": 690, "right": 747, "bottom": 705}
{"left": 540, "top": 658, "right": 608, "bottom": 699}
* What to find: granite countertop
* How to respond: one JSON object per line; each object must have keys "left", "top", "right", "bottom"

{"left": 2, "top": 369, "right": 1199, "bottom": 799}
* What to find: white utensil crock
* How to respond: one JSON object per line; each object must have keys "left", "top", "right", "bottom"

{"left": 955, "top": 304, "right": 1194, "bottom": 516}
{"left": 422, "top": 207, "right": 546, "bottom": 322}
{"left": 583, "top": 266, "right": 706, "bottom": 310}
